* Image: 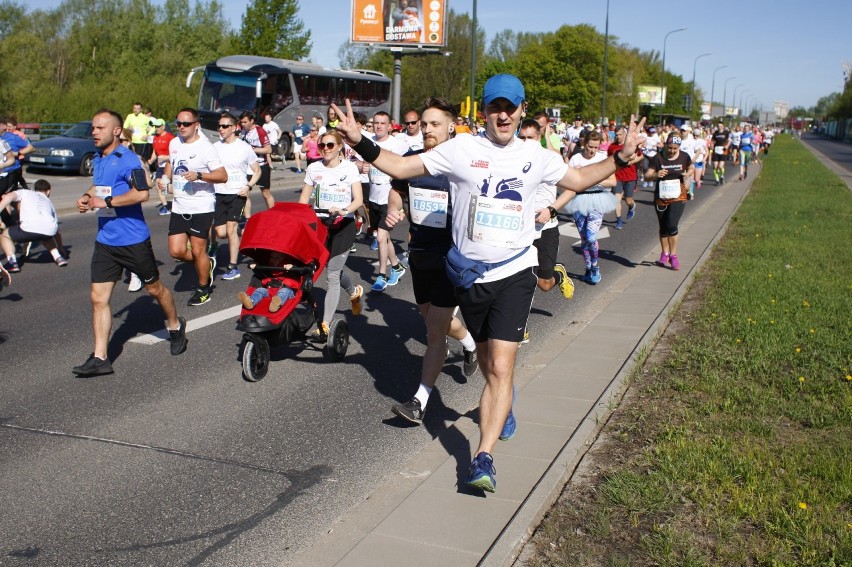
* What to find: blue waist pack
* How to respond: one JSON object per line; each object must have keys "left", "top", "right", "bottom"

{"left": 445, "top": 245, "right": 529, "bottom": 289}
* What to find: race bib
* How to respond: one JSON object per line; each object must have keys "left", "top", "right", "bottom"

{"left": 317, "top": 184, "right": 351, "bottom": 210}
{"left": 172, "top": 176, "right": 190, "bottom": 196}
{"left": 409, "top": 187, "right": 448, "bottom": 228}
{"left": 468, "top": 194, "right": 524, "bottom": 249}
{"left": 714, "top": 145, "right": 726, "bottom": 155}
{"left": 369, "top": 165, "right": 391, "bottom": 186}
{"left": 94, "top": 185, "right": 116, "bottom": 218}
{"left": 659, "top": 178, "right": 681, "bottom": 200}
{"left": 225, "top": 168, "right": 246, "bottom": 191}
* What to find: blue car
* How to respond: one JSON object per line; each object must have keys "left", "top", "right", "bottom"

{"left": 25, "top": 122, "right": 96, "bottom": 176}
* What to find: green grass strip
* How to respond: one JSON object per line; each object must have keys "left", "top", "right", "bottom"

{"left": 530, "top": 136, "right": 852, "bottom": 566}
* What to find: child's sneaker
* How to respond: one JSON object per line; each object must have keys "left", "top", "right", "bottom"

{"left": 237, "top": 292, "right": 254, "bottom": 309}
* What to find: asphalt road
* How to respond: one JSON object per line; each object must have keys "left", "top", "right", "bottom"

{"left": 1, "top": 161, "right": 736, "bottom": 565}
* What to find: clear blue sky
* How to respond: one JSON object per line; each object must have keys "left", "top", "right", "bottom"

{"left": 26, "top": 0, "right": 851, "bottom": 111}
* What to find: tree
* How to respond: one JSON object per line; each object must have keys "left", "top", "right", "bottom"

{"left": 234, "top": 0, "right": 310, "bottom": 60}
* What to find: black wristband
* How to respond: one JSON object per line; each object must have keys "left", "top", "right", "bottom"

{"left": 613, "top": 152, "right": 630, "bottom": 168}
{"left": 352, "top": 137, "right": 381, "bottom": 163}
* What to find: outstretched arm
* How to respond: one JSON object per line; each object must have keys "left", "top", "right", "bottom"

{"left": 330, "top": 100, "right": 429, "bottom": 180}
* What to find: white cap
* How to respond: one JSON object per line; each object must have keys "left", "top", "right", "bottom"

{"left": 680, "top": 124, "right": 692, "bottom": 131}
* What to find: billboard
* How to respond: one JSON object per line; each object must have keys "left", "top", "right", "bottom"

{"left": 638, "top": 85, "right": 666, "bottom": 106}
{"left": 351, "top": 0, "right": 447, "bottom": 47}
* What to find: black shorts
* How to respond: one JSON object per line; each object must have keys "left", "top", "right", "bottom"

{"left": 214, "top": 194, "right": 247, "bottom": 226}
{"left": 532, "top": 226, "right": 559, "bottom": 280}
{"left": 256, "top": 163, "right": 271, "bottom": 189}
{"left": 0, "top": 173, "right": 13, "bottom": 196}
{"left": 409, "top": 250, "right": 456, "bottom": 308}
{"left": 368, "top": 202, "right": 391, "bottom": 232}
{"left": 7, "top": 225, "right": 54, "bottom": 243}
{"left": 91, "top": 239, "right": 160, "bottom": 284}
{"left": 456, "top": 268, "right": 537, "bottom": 343}
{"left": 168, "top": 211, "right": 214, "bottom": 237}
{"left": 613, "top": 180, "right": 637, "bottom": 197}
{"left": 656, "top": 200, "right": 685, "bottom": 237}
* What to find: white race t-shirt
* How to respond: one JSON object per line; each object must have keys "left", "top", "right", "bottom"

{"left": 213, "top": 139, "right": 257, "bottom": 195}
{"left": 643, "top": 134, "right": 660, "bottom": 157}
{"left": 262, "top": 121, "right": 281, "bottom": 146}
{"left": 368, "top": 135, "right": 409, "bottom": 205}
{"left": 567, "top": 151, "right": 610, "bottom": 190}
{"left": 419, "top": 134, "right": 569, "bottom": 282}
{"left": 402, "top": 132, "right": 424, "bottom": 152}
{"left": 168, "top": 136, "right": 221, "bottom": 214}
{"left": 303, "top": 160, "right": 361, "bottom": 216}
{"left": 679, "top": 136, "right": 697, "bottom": 160}
{"left": 15, "top": 190, "right": 58, "bottom": 236}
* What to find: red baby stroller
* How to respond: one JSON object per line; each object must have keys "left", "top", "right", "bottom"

{"left": 237, "top": 203, "right": 350, "bottom": 381}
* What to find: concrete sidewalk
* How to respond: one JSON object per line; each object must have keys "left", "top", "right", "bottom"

{"left": 292, "top": 169, "right": 757, "bottom": 566}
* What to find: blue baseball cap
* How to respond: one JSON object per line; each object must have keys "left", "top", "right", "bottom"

{"left": 482, "top": 74, "right": 525, "bottom": 106}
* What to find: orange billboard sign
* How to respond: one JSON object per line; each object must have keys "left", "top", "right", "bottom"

{"left": 351, "top": 0, "right": 447, "bottom": 47}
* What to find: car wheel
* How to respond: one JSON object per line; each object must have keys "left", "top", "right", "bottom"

{"left": 79, "top": 154, "right": 94, "bottom": 176}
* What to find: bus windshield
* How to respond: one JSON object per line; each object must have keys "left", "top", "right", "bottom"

{"left": 198, "top": 68, "right": 260, "bottom": 114}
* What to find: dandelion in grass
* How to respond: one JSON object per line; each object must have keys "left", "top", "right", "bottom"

{"left": 771, "top": 299, "right": 776, "bottom": 304}
{"left": 736, "top": 338, "right": 742, "bottom": 343}
{"left": 799, "top": 376, "right": 805, "bottom": 383}
{"left": 846, "top": 375, "right": 851, "bottom": 382}
{"left": 810, "top": 329, "right": 815, "bottom": 334}
{"left": 768, "top": 273, "right": 773, "bottom": 278}
{"left": 802, "top": 300, "right": 811, "bottom": 308}
{"left": 795, "top": 347, "right": 801, "bottom": 353}
{"left": 771, "top": 320, "right": 776, "bottom": 325}
{"left": 798, "top": 502, "right": 808, "bottom": 510}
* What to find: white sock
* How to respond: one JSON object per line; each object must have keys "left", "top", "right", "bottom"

{"left": 460, "top": 332, "right": 476, "bottom": 352}
{"left": 414, "top": 383, "right": 432, "bottom": 409}
{"left": 50, "top": 248, "right": 63, "bottom": 260}
{"left": 7, "top": 254, "right": 16, "bottom": 264}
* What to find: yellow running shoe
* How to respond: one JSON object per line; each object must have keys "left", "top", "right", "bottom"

{"left": 554, "top": 263, "right": 574, "bottom": 299}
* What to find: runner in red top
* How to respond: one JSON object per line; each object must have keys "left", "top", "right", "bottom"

{"left": 148, "top": 119, "right": 175, "bottom": 215}
{"left": 607, "top": 125, "right": 638, "bottom": 229}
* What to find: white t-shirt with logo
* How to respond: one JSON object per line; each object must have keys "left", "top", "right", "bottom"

{"left": 303, "top": 160, "right": 360, "bottom": 216}
{"left": 168, "top": 136, "right": 221, "bottom": 214}
{"left": 262, "top": 121, "right": 281, "bottom": 146}
{"left": 419, "top": 134, "right": 569, "bottom": 283}
{"left": 643, "top": 134, "right": 661, "bottom": 157}
{"left": 15, "top": 190, "right": 58, "bottom": 236}
{"left": 213, "top": 139, "right": 257, "bottom": 195}
{"left": 368, "top": 135, "right": 409, "bottom": 205}
{"left": 402, "top": 132, "right": 424, "bottom": 152}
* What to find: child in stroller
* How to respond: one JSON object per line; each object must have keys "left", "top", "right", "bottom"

{"left": 237, "top": 251, "right": 299, "bottom": 313}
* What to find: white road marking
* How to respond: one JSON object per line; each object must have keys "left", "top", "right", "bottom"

{"left": 129, "top": 305, "right": 241, "bottom": 344}
{"left": 558, "top": 223, "right": 611, "bottom": 246}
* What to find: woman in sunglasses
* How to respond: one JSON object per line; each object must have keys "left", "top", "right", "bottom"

{"left": 298, "top": 130, "right": 365, "bottom": 340}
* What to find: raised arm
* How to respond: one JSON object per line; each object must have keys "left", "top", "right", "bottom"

{"left": 330, "top": 100, "right": 429, "bottom": 180}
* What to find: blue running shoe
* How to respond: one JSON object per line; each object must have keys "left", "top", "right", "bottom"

{"left": 626, "top": 204, "right": 635, "bottom": 220}
{"left": 581, "top": 268, "right": 592, "bottom": 283}
{"left": 387, "top": 265, "right": 405, "bottom": 285}
{"left": 589, "top": 267, "right": 601, "bottom": 284}
{"left": 221, "top": 267, "right": 240, "bottom": 281}
{"left": 370, "top": 238, "right": 379, "bottom": 251}
{"left": 465, "top": 452, "right": 496, "bottom": 493}
{"left": 615, "top": 218, "right": 624, "bottom": 230}
{"left": 499, "top": 385, "right": 518, "bottom": 441}
{"left": 371, "top": 275, "right": 388, "bottom": 292}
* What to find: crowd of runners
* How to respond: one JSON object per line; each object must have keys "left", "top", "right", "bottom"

{"left": 0, "top": 74, "right": 779, "bottom": 494}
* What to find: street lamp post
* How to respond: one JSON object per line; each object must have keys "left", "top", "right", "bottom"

{"left": 601, "top": 0, "right": 610, "bottom": 123}
{"left": 659, "top": 27, "right": 687, "bottom": 124}
{"left": 691, "top": 52, "right": 711, "bottom": 115}
{"left": 722, "top": 76, "right": 737, "bottom": 125}
{"left": 731, "top": 83, "right": 745, "bottom": 124}
{"left": 738, "top": 89, "right": 750, "bottom": 121}
{"left": 469, "top": 0, "right": 477, "bottom": 124}
{"left": 710, "top": 65, "right": 727, "bottom": 120}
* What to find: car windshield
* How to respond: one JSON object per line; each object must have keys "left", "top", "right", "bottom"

{"left": 63, "top": 123, "right": 92, "bottom": 139}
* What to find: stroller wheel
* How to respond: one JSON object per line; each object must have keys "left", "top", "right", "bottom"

{"left": 323, "top": 319, "right": 349, "bottom": 362}
{"left": 241, "top": 334, "right": 270, "bottom": 382}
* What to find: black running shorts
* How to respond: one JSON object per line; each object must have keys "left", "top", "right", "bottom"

{"left": 91, "top": 239, "right": 160, "bottom": 284}
{"left": 456, "top": 268, "right": 537, "bottom": 343}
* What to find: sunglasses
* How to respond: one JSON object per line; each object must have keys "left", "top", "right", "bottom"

{"left": 217, "top": 124, "right": 235, "bottom": 129}
{"left": 404, "top": 121, "right": 418, "bottom": 126}
{"left": 319, "top": 142, "right": 337, "bottom": 150}
{"left": 175, "top": 121, "right": 197, "bottom": 127}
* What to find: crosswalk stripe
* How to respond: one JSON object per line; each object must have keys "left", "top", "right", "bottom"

{"left": 129, "top": 305, "right": 241, "bottom": 344}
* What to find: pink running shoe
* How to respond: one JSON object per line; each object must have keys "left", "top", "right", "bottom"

{"left": 656, "top": 253, "right": 670, "bottom": 267}
{"left": 669, "top": 255, "right": 681, "bottom": 271}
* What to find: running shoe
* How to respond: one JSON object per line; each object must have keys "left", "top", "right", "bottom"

{"left": 499, "top": 410, "right": 516, "bottom": 441}
{"left": 208, "top": 255, "right": 217, "bottom": 282}
{"left": 371, "top": 275, "right": 388, "bottom": 292}
{"left": 626, "top": 204, "right": 636, "bottom": 220}
{"left": 669, "top": 255, "right": 681, "bottom": 271}
{"left": 589, "top": 267, "right": 601, "bottom": 284}
{"left": 158, "top": 205, "right": 170, "bottom": 216}
{"left": 462, "top": 348, "right": 478, "bottom": 377}
{"left": 355, "top": 217, "right": 364, "bottom": 235}
{"left": 553, "top": 263, "right": 574, "bottom": 299}
{"left": 392, "top": 397, "right": 424, "bottom": 424}
{"left": 72, "top": 353, "right": 114, "bottom": 377}
{"left": 519, "top": 328, "right": 530, "bottom": 345}
{"left": 580, "top": 268, "right": 592, "bottom": 283}
{"left": 615, "top": 218, "right": 624, "bottom": 230}
{"left": 349, "top": 285, "right": 364, "bottom": 316}
{"left": 465, "top": 452, "right": 496, "bottom": 493}
{"left": 128, "top": 273, "right": 142, "bottom": 292}
{"left": 387, "top": 264, "right": 405, "bottom": 285}
{"left": 169, "top": 316, "right": 188, "bottom": 355}
{"left": 188, "top": 287, "right": 211, "bottom": 306}
{"left": 221, "top": 267, "right": 240, "bottom": 281}
{"left": 55, "top": 256, "right": 68, "bottom": 267}
{"left": 349, "top": 244, "right": 357, "bottom": 252}
{"left": 311, "top": 321, "right": 330, "bottom": 341}
{"left": 655, "top": 253, "right": 670, "bottom": 267}
{"left": 369, "top": 237, "right": 379, "bottom": 251}
{"left": 5, "top": 261, "right": 20, "bottom": 273}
